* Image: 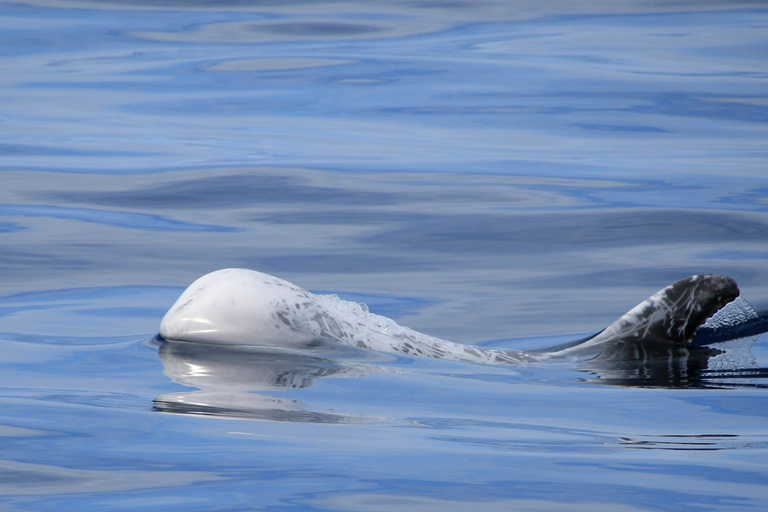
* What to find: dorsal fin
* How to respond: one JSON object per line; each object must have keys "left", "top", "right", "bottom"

{"left": 543, "top": 275, "right": 739, "bottom": 360}
{"left": 589, "top": 274, "right": 739, "bottom": 348}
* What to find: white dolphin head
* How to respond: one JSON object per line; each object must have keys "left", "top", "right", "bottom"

{"left": 159, "top": 268, "right": 318, "bottom": 347}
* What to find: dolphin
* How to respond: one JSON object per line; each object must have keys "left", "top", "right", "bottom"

{"left": 159, "top": 268, "right": 741, "bottom": 366}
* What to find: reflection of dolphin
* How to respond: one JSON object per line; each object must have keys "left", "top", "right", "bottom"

{"left": 158, "top": 341, "right": 357, "bottom": 390}
{"left": 159, "top": 269, "right": 743, "bottom": 365}
{"left": 153, "top": 341, "right": 378, "bottom": 423}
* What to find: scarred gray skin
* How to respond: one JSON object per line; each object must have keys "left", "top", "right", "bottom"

{"left": 535, "top": 274, "right": 739, "bottom": 359}
{"left": 159, "top": 269, "right": 739, "bottom": 366}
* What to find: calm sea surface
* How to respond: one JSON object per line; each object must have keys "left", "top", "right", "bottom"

{"left": 2, "top": 1, "right": 768, "bottom": 510}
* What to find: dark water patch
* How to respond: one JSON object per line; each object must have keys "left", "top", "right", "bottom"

{"left": 252, "top": 254, "right": 436, "bottom": 275}
{"left": 0, "top": 143, "right": 150, "bottom": 158}
{"left": 571, "top": 123, "right": 670, "bottom": 133}
{"left": 369, "top": 209, "right": 768, "bottom": 254}
{"left": 206, "top": 57, "right": 353, "bottom": 73}
{"left": 724, "top": 185, "right": 768, "bottom": 210}
{"left": 124, "top": 93, "right": 318, "bottom": 116}
{"left": 132, "top": 15, "right": 446, "bottom": 44}
{"left": 703, "top": 250, "right": 768, "bottom": 262}
{"left": 382, "top": 90, "right": 768, "bottom": 129}
{"left": 254, "top": 21, "right": 381, "bottom": 38}
{"left": 31, "top": 168, "right": 594, "bottom": 214}
{"left": 0, "top": 222, "right": 24, "bottom": 234}
{"left": 89, "top": 0, "right": 309, "bottom": 8}
{"left": 0, "top": 204, "right": 237, "bottom": 232}
{"left": 39, "top": 174, "right": 396, "bottom": 209}
{"left": 0, "top": 250, "right": 89, "bottom": 271}
{"left": 632, "top": 93, "right": 768, "bottom": 124}
{"left": 257, "top": 210, "right": 420, "bottom": 225}
{"left": 510, "top": 268, "right": 746, "bottom": 291}
{"left": 0, "top": 286, "right": 182, "bottom": 306}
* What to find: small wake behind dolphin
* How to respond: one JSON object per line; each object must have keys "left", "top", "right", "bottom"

{"left": 159, "top": 268, "right": 750, "bottom": 366}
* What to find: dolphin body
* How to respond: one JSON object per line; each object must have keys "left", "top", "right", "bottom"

{"left": 159, "top": 268, "right": 740, "bottom": 366}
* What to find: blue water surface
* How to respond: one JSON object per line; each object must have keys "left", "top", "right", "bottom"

{"left": 1, "top": 1, "right": 768, "bottom": 510}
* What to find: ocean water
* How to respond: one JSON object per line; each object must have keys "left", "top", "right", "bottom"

{"left": 2, "top": 1, "right": 768, "bottom": 510}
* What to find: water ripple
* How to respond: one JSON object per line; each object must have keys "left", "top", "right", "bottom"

{"left": 0, "top": 204, "right": 238, "bottom": 232}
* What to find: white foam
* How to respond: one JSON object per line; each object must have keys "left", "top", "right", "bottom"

{"left": 703, "top": 297, "right": 760, "bottom": 373}
{"left": 703, "top": 296, "right": 758, "bottom": 329}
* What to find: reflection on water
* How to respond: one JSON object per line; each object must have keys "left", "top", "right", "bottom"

{"left": 582, "top": 338, "right": 766, "bottom": 389}
{"left": 154, "top": 338, "right": 385, "bottom": 423}
{"left": 154, "top": 317, "right": 768, "bottom": 423}
{"left": 156, "top": 338, "right": 363, "bottom": 390}
{"left": 616, "top": 433, "right": 768, "bottom": 451}
{"left": 0, "top": 460, "right": 219, "bottom": 497}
